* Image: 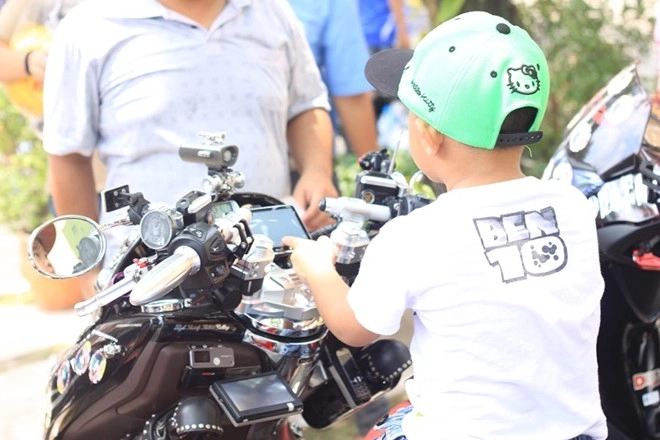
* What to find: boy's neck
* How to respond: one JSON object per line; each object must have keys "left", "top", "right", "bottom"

{"left": 448, "top": 168, "right": 526, "bottom": 190}
{"left": 442, "top": 142, "right": 526, "bottom": 191}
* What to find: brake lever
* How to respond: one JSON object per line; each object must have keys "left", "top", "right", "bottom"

{"left": 74, "top": 256, "right": 154, "bottom": 316}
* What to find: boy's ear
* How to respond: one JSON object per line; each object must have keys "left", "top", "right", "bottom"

{"left": 414, "top": 117, "right": 444, "bottom": 155}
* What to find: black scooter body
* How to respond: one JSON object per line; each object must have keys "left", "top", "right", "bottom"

{"left": 544, "top": 63, "right": 660, "bottom": 440}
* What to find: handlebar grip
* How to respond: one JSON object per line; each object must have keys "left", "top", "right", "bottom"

{"left": 309, "top": 223, "right": 338, "bottom": 239}
{"left": 129, "top": 246, "right": 201, "bottom": 306}
{"left": 321, "top": 197, "right": 392, "bottom": 223}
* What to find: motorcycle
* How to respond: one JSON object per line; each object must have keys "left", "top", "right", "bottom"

{"left": 27, "top": 132, "right": 430, "bottom": 440}
{"left": 543, "top": 63, "right": 660, "bottom": 440}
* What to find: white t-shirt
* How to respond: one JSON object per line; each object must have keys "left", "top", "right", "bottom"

{"left": 348, "top": 177, "right": 607, "bottom": 440}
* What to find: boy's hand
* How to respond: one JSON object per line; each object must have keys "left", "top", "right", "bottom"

{"left": 282, "top": 235, "right": 336, "bottom": 282}
{"left": 284, "top": 235, "right": 376, "bottom": 347}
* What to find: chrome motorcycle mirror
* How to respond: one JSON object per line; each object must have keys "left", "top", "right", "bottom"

{"left": 27, "top": 215, "right": 106, "bottom": 279}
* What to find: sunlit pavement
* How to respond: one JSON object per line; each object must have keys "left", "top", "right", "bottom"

{"left": 0, "top": 306, "right": 86, "bottom": 440}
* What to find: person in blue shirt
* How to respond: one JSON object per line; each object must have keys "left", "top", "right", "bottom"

{"left": 288, "top": 0, "right": 378, "bottom": 157}
{"left": 357, "top": 0, "right": 410, "bottom": 121}
{"left": 358, "top": 0, "right": 410, "bottom": 53}
{"left": 288, "top": 2, "right": 387, "bottom": 435}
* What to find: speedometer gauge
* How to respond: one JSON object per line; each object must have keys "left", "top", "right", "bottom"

{"left": 140, "top": 210, "right": 176, "bottom": 250}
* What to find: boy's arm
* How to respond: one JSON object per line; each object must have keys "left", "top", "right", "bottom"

{"left": 306, "top": 269, "right": 379, "bottom": 347}
{"left": 283, "top": 235, "right": 379, "bottom": 347}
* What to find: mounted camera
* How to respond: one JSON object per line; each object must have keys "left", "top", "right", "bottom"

{"left": 179, "top": 132, "right": 245, "bottom": 199}
{"left": 179, "top": 131, "right": 239, "bottom": 170}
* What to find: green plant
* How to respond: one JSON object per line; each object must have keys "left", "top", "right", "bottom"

{"left": 418, "top": 0, "right": 651, "bottom": 177}
{"left": 514, "top": 0, "right": 650, "bottom": 176}
{"left": 0, "top": 89, "right": 50, "bottom": 233}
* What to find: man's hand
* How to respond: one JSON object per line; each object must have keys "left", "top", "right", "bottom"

{"left": 293, "top": 169, "right": 338, "bottom": 232}
{"left": 286, "top": 108, "right": 336, "bottom": 232}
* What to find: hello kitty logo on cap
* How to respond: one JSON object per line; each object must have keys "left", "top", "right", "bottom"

{"left": 365, "top": 11, "right": 550, "bottom": 149}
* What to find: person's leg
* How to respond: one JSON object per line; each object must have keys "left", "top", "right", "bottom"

{"left": 359, "top": 400, "right": 597, "bottom": 440}
{"left": 362, "top": 400, "right": 412, "bottom": 440}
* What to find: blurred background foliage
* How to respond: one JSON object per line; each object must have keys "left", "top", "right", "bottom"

{"left": 512, "top": 0, "right": 651, "bottom": 175}
{"left": 0, "top": 90, "right": 48, "bottom": 233}
{"left": 417, "top": 0, "right": 653, "bottom": 177}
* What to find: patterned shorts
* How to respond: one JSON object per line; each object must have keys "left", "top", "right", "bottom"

{"left": 364, "top": 401, "right": 413, "bottom": 440}
{"left": 362, "top": 401, "right": 595, "bottom": 440}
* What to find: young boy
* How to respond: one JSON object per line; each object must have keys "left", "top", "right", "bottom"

{"left": 283, "top": 10, "right": 607, "bottom": 440}
{"left": 31, "top": 222, "right": 56, "bottom": 275}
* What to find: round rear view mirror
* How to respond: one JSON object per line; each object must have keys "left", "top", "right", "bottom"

{"left": 27, "top": 216, "right": 106, "bottom": 279}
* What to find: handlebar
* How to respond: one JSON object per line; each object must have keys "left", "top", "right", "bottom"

{"left": 129, "top": 246, "right": 201, "bottom": 306}
{"left": 320, "top": 197, "right": 392, "bottom": 223}
{"left": 76, "top": 275, "right": 138, "bottom": 316}
{"left": 129, "top": 207, "right": 252, "bottom": 306}
{"left": 213, "top": 207, "right": 252, "bottom": 248}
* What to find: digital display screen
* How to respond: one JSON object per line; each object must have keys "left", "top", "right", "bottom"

{"left": 249, "top": 206, "right": 310, "bottom": 249}
{"left": 211, "top": 200, "right": 239, "bottom": 219}
{"left": 218, "top": 374, "right": 297, "bottom": 411}
{"left": 193, "top": 350, "right": 211, "bottom": 363}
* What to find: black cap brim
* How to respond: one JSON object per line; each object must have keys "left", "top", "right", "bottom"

{"left": 364, "top": 49, "right": 414, "bottom": 97}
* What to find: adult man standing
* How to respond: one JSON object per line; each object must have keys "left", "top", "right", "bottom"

{"left": 43, "top": 0, "right": 337, "bottom": 238}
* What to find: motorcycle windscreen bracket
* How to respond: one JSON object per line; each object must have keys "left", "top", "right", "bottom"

{"left": 209, "top": 371, "right": 303, "bottom": 426}
{"left": 103, "top": 185, "right": 131, "bottom": 213}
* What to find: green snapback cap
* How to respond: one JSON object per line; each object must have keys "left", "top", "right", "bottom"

{"left": 365, "top": 11, "right": 550, "bottom": 149}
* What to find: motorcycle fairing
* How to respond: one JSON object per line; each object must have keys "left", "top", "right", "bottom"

{"left": 590, "top": 172, "right": 660, "bottom": 225}
{"left": 44, "top": 313, "right": 266, "bottom": 440}
{"left": 547, "top": 64, "right": 660, "bottom": 440}
{"left": 544, "top": 63, "right": 652, "bottom": 198}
